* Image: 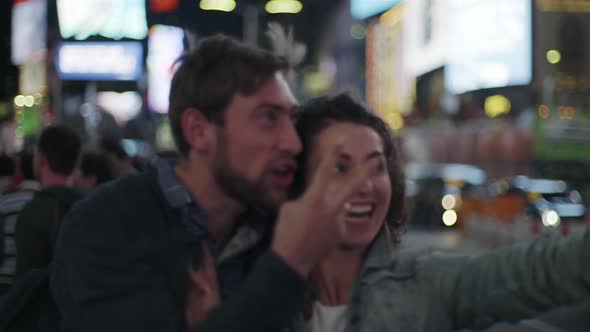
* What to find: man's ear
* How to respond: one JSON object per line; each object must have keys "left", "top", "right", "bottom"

{"left": 37, "top": 152, "right": 48, "bottom": 170}
{"left": 85, "top": 175, "right": 97, "bottom": 189}
{"left": 181, "top": 108, "right": 214, "bottom": 153}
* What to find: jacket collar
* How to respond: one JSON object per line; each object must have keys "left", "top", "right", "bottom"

{"left": 360, "top": 230, "right": 433, "bottom": 281}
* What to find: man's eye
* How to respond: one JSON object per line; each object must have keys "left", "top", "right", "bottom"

{"left": 290, "top": 111, "right": 301, "bottom": 123}
{"left": 258, "top": 110, "right": 280, "bottom": 128}
{"left": 264, "top": 111, "right": 279, "bottom": 122}
{"left": 334, "top": 162, "right": 348, "bottom": 174}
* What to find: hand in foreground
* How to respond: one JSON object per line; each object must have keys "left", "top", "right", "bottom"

{"left": 185, "top": 245, "right": 221, "bottom": 327}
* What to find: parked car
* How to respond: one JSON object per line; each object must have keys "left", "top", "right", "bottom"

{"left": 406, "top": 163, "right": 486, "bottom": 228}
{"left": 488, "top": 176, "right": 587, "bottom": 235}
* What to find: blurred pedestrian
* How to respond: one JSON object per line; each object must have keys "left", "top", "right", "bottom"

{"left": 15, "top": 125, "right": 84, "bottom": 277}
{"left": 0, "top": 151, "right": 40, "bottom": 295}
{"left": 99, "top": 136, "right": 136, "bottom": 176}
{"left": 78, "top": 150, "right": 117, "bottom": 190}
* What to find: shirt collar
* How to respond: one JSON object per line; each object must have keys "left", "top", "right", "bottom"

{"left": 151, "top": 153, "right": 271, "bottom": 262}
{"left": 152, "top": 154, "right": 194, "bottom": 209}
{"left": 363, "top": 230, "right": 396, "bottom": 270}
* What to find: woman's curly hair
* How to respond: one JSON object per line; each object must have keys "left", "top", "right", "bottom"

{"left": 291, "top": 93, "right": 407, "bottom": 244}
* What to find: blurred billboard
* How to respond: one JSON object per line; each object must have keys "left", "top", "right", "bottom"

{"left": 445, "top": 0, "right": 533, "bottom": 94}
{"left": 147, "top": 25, "right": 184, "bottom": 114}
{"left": 55, "top": 41, "right": 143, "bottom": 81}
{"left": 351, "top": 0, "right": 401, "bottom": 20}
{"left": 11, "top": 0, "right": 46, "bottom": 65}
{"left": 57, "top": 0, "right": 148, "bottom": 40}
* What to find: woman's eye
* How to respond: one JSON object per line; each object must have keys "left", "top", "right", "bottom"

{"left": 375, "top": 162, "right": 386, "bottom": 173}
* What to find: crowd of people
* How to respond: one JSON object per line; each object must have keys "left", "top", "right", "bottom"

{"left": 0, "top": 34, "right": 588, "bottom": 332}
{"left": 0, "top": 128, "right": 144, "bottom": 297}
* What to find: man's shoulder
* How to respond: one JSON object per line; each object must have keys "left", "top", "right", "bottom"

{"left": 56, "top": 169, "right": 172, "bottom": 254}
{"left": 67, "top": 169, "right": 164, "bottom": 224}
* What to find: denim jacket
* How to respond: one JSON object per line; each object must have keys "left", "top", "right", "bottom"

{"left": 295, "top": 229, "right": 590, "bottom": 332}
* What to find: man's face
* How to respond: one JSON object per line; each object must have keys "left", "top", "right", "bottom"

{"left": 212, "top": 72, "right": 301, "bottom": 211}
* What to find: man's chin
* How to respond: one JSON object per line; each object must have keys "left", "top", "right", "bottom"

{"left": 265, "top": 187, "right": 289, "bottom": 209}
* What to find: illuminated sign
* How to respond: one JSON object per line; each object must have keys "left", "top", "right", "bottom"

{"left": 147, "top": 25, "right": 185, "bottom": 113}
{"left": 366, "top": 14, "right": 414, "bottom": 128}
{"left": 150, "top": 0, "right": 180, "bottom": 13}
{"left": 402, "top": 0, "right": 448, "bottom": 76}
{"left": 56, "top": 42, "right": 143, "bottom": 81}
{"left": 11, "top": 0, "right": 47, "bottom": 65}
{"left": 445, "top": 0, "right": 533, "bottom": 94}
{"left": 57, "top": 0, "right": 148, "bottom": 40}
{"left": 351, "top": 0, "right": 401, "bottom": 20}
{"left": 537, "top": 0, "right": 590, "bottom": 13}
{"left": 97, "top": 91, "right": 142, "bottom": 124}
{"left": 20, "top": 53, "right": 46, "bottom": 94}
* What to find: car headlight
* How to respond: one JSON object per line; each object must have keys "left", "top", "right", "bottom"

{"left": 541, "top": 210, "right": 560, "bottom": 227}
{"left": 442, "top": 210, "right": 458, "bottom": 227}
{"left": 442, "top": 194, "right": 457, "bottom": 210}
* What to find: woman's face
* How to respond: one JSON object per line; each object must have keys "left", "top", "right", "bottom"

{"left": 306, "top": 122, "right": 392, "bottom": 250}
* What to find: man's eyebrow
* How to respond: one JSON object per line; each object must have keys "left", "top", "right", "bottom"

{"left": 337, "top": 153, "right": 352, "bottom": 161}
{"left": 255, "top": 102, "right": 291, "bottom": 112}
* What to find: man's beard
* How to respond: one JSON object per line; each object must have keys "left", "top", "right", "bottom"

{"left": 212, "top": 131, "right": 278, "bottom": 213}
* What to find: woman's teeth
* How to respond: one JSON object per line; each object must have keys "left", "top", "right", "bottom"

{"left": 345, "top": 203, "right": 374, "bottom": 218}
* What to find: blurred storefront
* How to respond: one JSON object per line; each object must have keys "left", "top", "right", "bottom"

{"left": 5, "top": 0, "right": 189, "bottom": 155}
{"left": 532, "top": 0, "right": 590, "bottom": 200}
{"left": 365, "top": 4, "right": 414, "bottom": 132}
{"left": 352, "top": 0, "right": 590, "bottom": 196}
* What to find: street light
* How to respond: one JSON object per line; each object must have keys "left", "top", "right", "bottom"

{"left": 546, "top": 49, "right": 561, "bottom": 64}
{"left": 199, "top": 0, "right": 303, "bottom": 45}
{"left": 265, "top": 0, "right": 303, "bottom": 14}
{"left": 199, "top": 0, "right": 236, "bottom": 12}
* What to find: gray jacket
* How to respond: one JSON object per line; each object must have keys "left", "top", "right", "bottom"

{"left": 297, "top": 229, "right": 590, "bottom": 332}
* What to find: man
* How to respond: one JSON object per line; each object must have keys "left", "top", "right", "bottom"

{"left": 77, "top": 150, "right": 117, "bottom": 190}
{"left": 15, "top": 125, "right": 84, "bottom": 277}
{"left": 0, "top": 152, "right": 40, "bottom": 295}
{"left": 52, "top": 35, "right": 373, "bottom": 332}
{"left": 99, "top": 136, "right": 137, "bottom": 176}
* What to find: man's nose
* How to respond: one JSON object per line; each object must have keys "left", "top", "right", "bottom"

{"left": 279, "top": 120, "right": 302, "bottom": 155}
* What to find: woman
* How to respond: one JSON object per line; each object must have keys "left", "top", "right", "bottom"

{"left": 291, "top": 93, "right": 590, "bottom": 332}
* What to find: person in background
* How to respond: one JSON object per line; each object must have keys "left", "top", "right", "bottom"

{"left": 12, "top": 152, "right": 41, "bottom": 193}
{"left": 15, "top": 125, "right": 84, "bottom": 277}
{"left": 78, "top": 150, "right": 117, "bottom": 190}
{"left": 0, "top": 154, "right": 14, "bottom": 194}
{"left": 99, "top": 136, "right": 137, "bottom": 176}
{"left": 0, "top": 151, "right": 40, "bottom": 295}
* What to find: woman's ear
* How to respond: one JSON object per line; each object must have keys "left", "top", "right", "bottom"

{"left": 181, "top": 108, "right": 214, "bottom": 153}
